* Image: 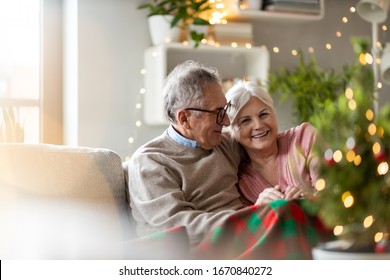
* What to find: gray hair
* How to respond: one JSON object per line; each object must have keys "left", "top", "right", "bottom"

{"left": 225, "top": 80, "right": 275, "bottom": 138}
{"left": 162, "top": 60, "right": 222, "bottom": 123}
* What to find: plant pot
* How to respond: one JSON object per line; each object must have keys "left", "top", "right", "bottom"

{"left": 312, "top": 240, "right": 390, "bottom": 260}
{"left": 148, "top": 15, "right": 180, "bottom": 45}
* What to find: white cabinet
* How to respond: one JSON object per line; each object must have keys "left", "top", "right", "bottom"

{"left": 143, "top": 43, "right": 270, "bottom": 126}
{"left": 225, "top": 0, "right": 325, "bottom": 22}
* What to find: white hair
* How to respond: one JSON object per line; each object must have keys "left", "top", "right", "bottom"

{"left": 225, "top": 80, "right": 275, "bottom": 138}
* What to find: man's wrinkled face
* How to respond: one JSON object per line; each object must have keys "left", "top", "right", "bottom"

{"left": 186, "top": 82, "right": 230, "bottom": 150}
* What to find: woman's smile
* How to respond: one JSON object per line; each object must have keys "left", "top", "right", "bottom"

{"left": 252, "top": 129, "right": 270, "bottom": 139}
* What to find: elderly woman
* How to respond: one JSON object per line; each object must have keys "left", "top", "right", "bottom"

{"left": 225, "top": 81, "right": 320, "bottom": 206}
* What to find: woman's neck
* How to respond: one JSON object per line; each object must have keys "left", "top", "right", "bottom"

{"left": 247, "top": 142, "right": 278, "bottom": 168}
{"left": 247, "top": 143, "right": 279, "bottom": 186}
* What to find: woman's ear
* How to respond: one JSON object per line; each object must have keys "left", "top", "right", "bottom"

{"left": 177, "top": 109, "right": 191, "bottom": 129}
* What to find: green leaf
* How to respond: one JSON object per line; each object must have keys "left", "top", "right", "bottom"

{"left": 192, "top": 17, "right": 210, "bottom": 25}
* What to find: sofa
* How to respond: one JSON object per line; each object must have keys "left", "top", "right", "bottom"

{"left": 0, "top": 143, "right": 139, "bottom": 259}
{"left": 0, "top": 143, "right": 332, "bottom": 260}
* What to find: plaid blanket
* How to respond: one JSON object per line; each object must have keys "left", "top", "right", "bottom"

{"left": 193, "top": 199, "right": 331, "bottom": 259}
{"left": 126, "top": 199, "right": 332, "bottom": 259}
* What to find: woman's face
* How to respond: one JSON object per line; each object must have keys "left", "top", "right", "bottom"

{"left": 233, "top": 96, "right": 278, "bottom": 153}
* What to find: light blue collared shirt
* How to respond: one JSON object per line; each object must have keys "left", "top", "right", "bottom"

{"left": 167, "top": 125, "right": 199, "bottom": 148}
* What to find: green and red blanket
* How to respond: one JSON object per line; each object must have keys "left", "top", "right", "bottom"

{"left": 125, "top": 199, "right": 332, "bottom": 259}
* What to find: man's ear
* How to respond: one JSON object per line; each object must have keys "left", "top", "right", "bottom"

{"left": 177, "top": 109, "right": 191, "bottom": 129}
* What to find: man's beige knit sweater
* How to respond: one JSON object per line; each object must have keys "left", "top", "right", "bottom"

{"left": 127, "top": 128, "right": 243, "bottom": 246}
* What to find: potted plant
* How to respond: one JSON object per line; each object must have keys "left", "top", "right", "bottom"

{"left": 138, "top": 0, "right": 212, "bottom": 47}
{"left": 269, "top": 37, "right": 390, "bottom": 258}
{"left": 267, "top": 49, "right": 350, "bottom": 124}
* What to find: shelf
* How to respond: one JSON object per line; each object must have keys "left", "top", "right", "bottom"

{"left": 224, "top": 0, "right": 325, "bottom": 22}
{"left": 143, "top": 43, "right": 270, "bottom": 126}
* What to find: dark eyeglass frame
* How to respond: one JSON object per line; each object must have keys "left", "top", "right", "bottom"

{"left": 185, "top": 102, "right": 231, "bottom": 125}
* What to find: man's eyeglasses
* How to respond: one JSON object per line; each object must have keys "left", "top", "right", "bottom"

{"left": 185, "top": 102, "right": 231, "bottom": 125}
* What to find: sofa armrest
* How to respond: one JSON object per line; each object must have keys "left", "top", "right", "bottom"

{"left": 0, "top": 143, "right": 134, "bottom": 259}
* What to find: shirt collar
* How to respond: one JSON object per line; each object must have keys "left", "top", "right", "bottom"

{"left": 167, "top": 125, "right": 199, "bottom": 148}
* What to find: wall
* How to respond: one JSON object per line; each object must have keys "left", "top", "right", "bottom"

{"left": 248, "top": 0, "right": 390, "bottom": 130}
{"left": 63, "top": 0, "right": 166, "bottom": 159}
{"left": 68, "top": 0, "right": 390, "bottom": 160}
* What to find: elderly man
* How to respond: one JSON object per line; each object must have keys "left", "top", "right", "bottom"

{"left": 127, "top": 60, "right": 243, "bottom": 246}
{"left": 126, "top": 60, "right": 330, "bottom": 259}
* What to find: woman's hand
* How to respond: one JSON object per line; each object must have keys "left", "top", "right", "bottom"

{"left": 284, "top": 185, "right": 304, "bottom": 200}
{"left": 255, "top": 185, "right": 284, "bottom": 205}
{"left": 255, "top": 185, "right": 305, "bottom": 205}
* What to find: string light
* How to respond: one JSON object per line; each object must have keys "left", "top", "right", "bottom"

{"left": 128, "top": 66, "right": 147, "bottom": 158}
{"left": 378, "top": 162, "right": 389, "bottom": 175}
{"left": 346, "top": 150, "right": 356, "bottom": 162}
{"left": 359, "top": 53, "right": 367, "bottom": 64}
{"left": 377, "top": 126, "right": 385, "bottom": 137}
{"left": 364, "top": 53, "right": 373, "bottom": 64}
{"left": 341, "top": 191, "right": 354, "bottom": 208}
{"left": 324, "top": 148, "right": 333, "bottom": 161}
{"left": 348, "top": 99, "right": 357, "bottom": 110}
{"left": 372, "top": 142, "right": 381, "bottom": 155}
{"left": 333, "top": 149, "right": 343, "bottom": 162}
{"left": 368, "top": 123, "right": 377, "bottom": 135}
{"left": 195, "top": 2, "right": 390, "bottom": 70}
{"left": 363, "top": 215, "right": 374, "bottom": 228}
{"left": 209, "top": 0, "right": 227, "bottom": 25}
{"left": 366, "top": 109, "right": 374, "bottom": 121}
{"left": 315, "top": 178, "right": 326, "bottom": 191}
{"left": 267, "top": 3, "right": 388, "bottom": 64}
{"left": 345, "top": 87, "right": 354, "bottom": 99}
{"left": 346, "top": 136, "right": 356, "bottom": 149}
{"left": 334, "top": 225, "right": 344, "bottom": 236}
{"left": 353, "top": 155, "right": 362, "bottom": 166}
{"left": 375, "top": 232, "right": 384, "bottom": 243}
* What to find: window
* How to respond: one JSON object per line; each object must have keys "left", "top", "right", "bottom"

{"left": 0, "top": 0, "right": 41, "bottom": 143}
